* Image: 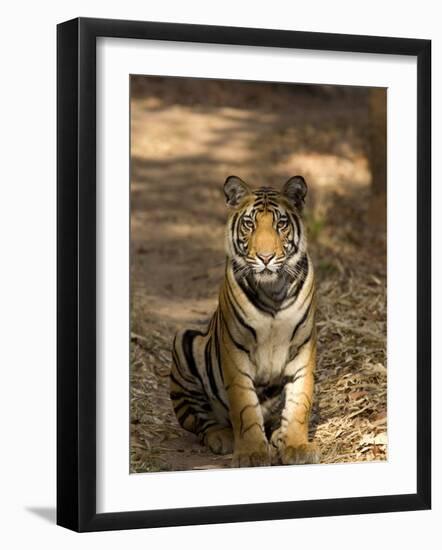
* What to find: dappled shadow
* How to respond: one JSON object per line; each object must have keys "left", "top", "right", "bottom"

{"left": 130, "top": 79, "right": 372, "bottom": 321}
{"left": 131, "top": 76, "right": 371, "bottom": 183}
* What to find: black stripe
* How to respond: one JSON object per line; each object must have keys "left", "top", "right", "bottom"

{"left": 298, "top": 331, "right": 313, "bottom": 350}
{"left": 173, "top": 400, "right": 193, "bottom": 415}
{"left": 205, "top": 339, "right": 216, "bottom": 394}
{"left": 170, "top": 371, "right": 187, "bottom": 390}
{"left": 242, "top": 421, "right": 265, "bottom": 436}
{"left": 205, "top": 339, "right": 229, "bottom": 410}
{"left": 286, "top": 253, "right": 309, "bottom": 300}
{"left": 226, "top": 277, "right": 246, "bottom": 316}
{"left": 231, "top": 212, "right": 244, "bottom": 257}
{"left": 238, "top": 272, "right": 295, "bottom": 316}
{"left": 230, "top": 212, "right": 239, "bottom": 231}
{"left": 172, "top": 349, "right": 197, "bottom": 385}
{"left": 182, "top": 330, "right": 204, "bottom": 386}
{"left": 174, "top": 397, "right": 211, "bottom": 414}
{"left": 296, "top": 273, "right": 314, "bottom": 312}
{"left": 198, "top": 419, "right": 218, "bottom": 435}
{"left": 236, "top": 368, "right": 255, "bottom": 384}
{"left": 170, "top": 387, "right": 205, "bottom": 400}
{"left": 220, "top": 312, "right": 250, "bottom": 355}
{"left": 291, "top": 298, "right": 314, "bottom": 341}
{"left": 238, "top": 278, "right": 279, "bottom": 316}
{"left": 239, "top": 402, "right": 260, "bottom": 435}
{"left": 283, "top": 365, "right": 307, "bottom": 386}
{"left": 177, "top": 407, "right": 194, "bottom": 426}
{"left": 287, "top": 330, "right": 313, "bottom": 363}
{"left": 214, "top": 314, "right": 224, "bottom": 384}
{"left": 291, "top": 212, "right": 301, "bottom": 248}
{"left": 226, "top": 285, "right": 257, "bottom": 341}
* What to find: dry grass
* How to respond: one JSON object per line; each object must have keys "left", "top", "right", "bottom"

{"left": 310, "top": 193, "right": 387, "bottom": 464}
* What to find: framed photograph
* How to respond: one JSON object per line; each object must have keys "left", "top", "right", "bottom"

{"left": 57, "top": 17, "right": 431, "bottom": 532}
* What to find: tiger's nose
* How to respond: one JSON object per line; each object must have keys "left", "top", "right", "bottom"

{"left": 257, "top": 252, "right": 275, "bottom": 265}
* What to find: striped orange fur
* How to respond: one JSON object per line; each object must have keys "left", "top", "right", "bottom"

{"left": 170, "top": 176, "right": 319, "bottom": 467}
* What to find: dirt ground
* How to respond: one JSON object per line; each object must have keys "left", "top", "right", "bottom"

{"left": 129, "top": 77, "right": 387, "bottom": 473}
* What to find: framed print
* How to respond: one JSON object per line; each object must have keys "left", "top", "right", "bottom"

{"left": 57, "top": 17, "right": 431, "bottom": 532}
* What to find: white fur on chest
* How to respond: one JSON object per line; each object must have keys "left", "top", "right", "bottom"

{"left": 250, "top": 305, "right": 301, "bottom": 383}
{"left": 226, "top": 267, "right": 313, "bottom": 384}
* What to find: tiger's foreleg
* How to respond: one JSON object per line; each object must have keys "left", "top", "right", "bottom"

{"left": 273, "top": 335, "right": 320, "bottom": 465}
{"left": 222, "top": 350, "right": 270, "bottom": 467}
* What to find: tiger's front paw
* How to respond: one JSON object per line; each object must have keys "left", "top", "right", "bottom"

{"left": 281, "top": 442, "right": 320, "bottom": 465}
{"left": 232, "top": 443, "right": 271, "bottom": 468}
{"left": 204, "top": 426, "right": 234, "bottom": 455}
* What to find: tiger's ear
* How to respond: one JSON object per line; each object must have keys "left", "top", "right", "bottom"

{"left": 223, "top": 176, "right": 251, "bottom": 208}
{"left": 282, "top": 176, "right": 308, "bottom": 211}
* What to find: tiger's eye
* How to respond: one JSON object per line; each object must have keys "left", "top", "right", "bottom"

{"left": 277, "top": 219, "right": 288, "bottom": 230}
{"left": 243, "top": 218, "right": 254, "bottom": 230}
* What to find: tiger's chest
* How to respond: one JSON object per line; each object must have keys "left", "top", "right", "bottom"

{"left": 249, "top": 308, "right": 300, "bottom": 384}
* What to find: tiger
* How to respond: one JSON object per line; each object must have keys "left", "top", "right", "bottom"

{"left": 170, "top": 175, "right": 319, "bottom": 467}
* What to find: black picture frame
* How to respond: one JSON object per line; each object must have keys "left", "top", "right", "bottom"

{"left": 57, "top": 17, "right": 431, "bottom": 532}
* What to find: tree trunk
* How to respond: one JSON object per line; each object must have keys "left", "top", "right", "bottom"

{"left": 367, "top": 88, "right": 387, "bottom": 228}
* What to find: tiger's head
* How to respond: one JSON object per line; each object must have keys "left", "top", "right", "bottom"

{"left": 224, "top": 175, "right": 308, "bottom": 284}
